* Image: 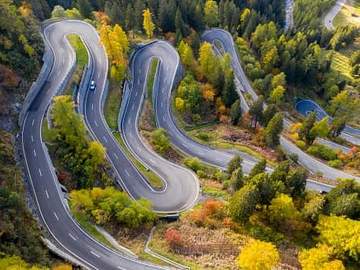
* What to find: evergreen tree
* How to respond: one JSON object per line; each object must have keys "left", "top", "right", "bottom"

{"left": 248, "top": 159, "right": 267, "bottom": 179}
{"left": 76, "top": 0, "right": 92, "bottom": 18}
{"left": 264, "top": 113, "right": 283, "bottom": 147}
{"left": 222, "top": 70, "right": 238, "bottom": 107}
{"left": 227, "top": 155, "right": 242, "bottom": 174}
{"left": 299, "top": 112, "right": 317, "bottom": 145}
{"left": 249, "top": 96, "right": 264, "bottom": 128}
{"left": 230, "top": 167, "right": 244, "bottom": 191}
{"left": 230, "top": 99, "right": 242, "bottom": 125}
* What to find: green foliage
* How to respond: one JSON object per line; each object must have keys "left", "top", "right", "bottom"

{"left": 230, "top": 99, "right": 242, "bottom": 125}
{"left": 264, "top": 113, "right": 283, "bottom": 147}
{"left": 204, "top": 0, "right": 219, "bottom": 27}
{"left": 49, "top": 96, "right": 111, "bottom": 188}
{"left": 230, "top": 167, "right": 244, "bottom": 192}
{"left": 227, "top": 155, "right": 242, "bottom": 174}
{"left": 248, "top": 159, "right": 267, "bottom": 179}
{"left": 229, "top": 183, "right": 259, "bottom": 223}
{"left": 184, "top": 157, "right": 203, "bottom": 173}
{"left": 176, "top": 73, "right": 202, "bottom": 115}
{"left": 151, "top": 128, "right": 170, "bottom": 154}
{"left": 0, "top": 0, "right": 43, "bottom": 78}
{"left": 307, "top": 144, "right": 338, "bottom": 161}
{"left": 0, "top": 254, "right": 45, "bottom": 270}
{"left": 249, "top": 96, "right": 264, "bottom": 128}
{"left": 0, "top": 130, "right": 49, "bottom": 265}
{"left": 299, "top": 112, "right": 317, "bottom": 145}
{"left": 70, "top": 187, "right": 156, "bottom": 228}
{"left": 325, "top": 179, "right": 360, "bottom": 219}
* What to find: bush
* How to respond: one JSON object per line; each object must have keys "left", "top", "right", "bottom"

{"left": 151, "top": 128, "right": 170, "bottom": 154}
{"left": 165, "top": 227, "right": 183, "bottom": 249}
{"left": 184, "top": 157, "right": 203, "bottom": 172}
{"left": 196, "top": 170, "right": 208, "bottom": 178}
{"left": 295, "top": 140, "right": 306, "bottom": 150}
{"left": 307, "top": 144, "right": 338, "bottom": 161}
{"left": 328, "top": 159, "right": 343, "bottom": 168}
{"left": 196, "top": 132, "right": 211, "bottom": 141}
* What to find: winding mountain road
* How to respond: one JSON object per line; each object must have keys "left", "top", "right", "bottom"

{"left": 21, "top": 18, "right": 359, "bottom": 269}
{"left": 324, "top": 0, "right": 347, "bottom": 29}
{"left": 201, "top": 28, "right": 360, "bottom": 183}
{"left": 21, "top": 19, "right": 194, "bottom": 270}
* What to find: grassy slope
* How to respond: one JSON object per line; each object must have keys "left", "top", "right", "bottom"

{"left": 331, "top": 1, "right": 360, "bottom": 81}
{"left": 64, "top": 34, "right": 88, "bottom": 96}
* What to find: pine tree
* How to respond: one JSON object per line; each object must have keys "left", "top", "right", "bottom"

{"left": 265, "top": 113, "right": 283, "bottom": 147}
{"left": 76, "top": 0, "right": 92, "bottom": 18}
{"left": 230, "top": 99, "right": 242, "bottom": 125}
{"left": 249, "top": 96, "right": 264, "bottom": 128}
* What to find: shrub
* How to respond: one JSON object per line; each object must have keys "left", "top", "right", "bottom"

{"left": 328, "top": 159, "right": 343, "bottom": 168}
{"left": 151, "top": 128, "right": 170, "bottom": 154}
{"left": 184, "top": 157, "right": 203, "bottom": 172}
{"left": 165, "top": 227, "right": 183, "bottom": 249}
{"left": 295, "top": 140, "right": 306, "bottom": 150}
{"left": 307, "top": 144, "right": 338, "bottom": 161}
{"left": 197, "top": 132, "right": 210, "bottom": 141}
{"left": 196, "top": 170, "right": 208, "bottom": 178}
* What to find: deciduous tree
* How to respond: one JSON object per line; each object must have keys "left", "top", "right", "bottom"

{"left": 236, "top": 240, "right": 280, "bottom": 270}
{"left": 143, "top": 8, "right": 155, "bottom": 39}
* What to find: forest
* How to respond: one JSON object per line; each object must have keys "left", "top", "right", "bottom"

{"left": 0, "top": 0, "right": 360, "bottom": 269}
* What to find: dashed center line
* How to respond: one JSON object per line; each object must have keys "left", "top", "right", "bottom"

{"left": 68, "top": 233, "right": 77, "bottom": 241}
{"left": 113, "top": 153, "right": 119, "bottom": 160}
{"left": 94, "top": 120, "right": 98, "bottom": 127}
{"left": 124, "top": 169, "right": 130, "bottom": 177}
{"left": 53, "top": 212, "right": 59, "bottom": 221}
{"left": 90, "top": 250, "right": 101, "bottom": 258}
{"left": 31, "top": 119, "right": 35, "bottom": 126}
{"left": 38, "top": 168, "right": 42, "bottom": 176}
{"left": 103, "top": 136, "right": 108, "bottom": 143}
{"left": 45, "top": 189, "right": 49, "bottom": 199}
{"left": 91, "top": 103, "right": 94, "bottom": 111}
{"left": 33, "top": 149, "right": 37, "bottom": 157}
{"left": 31, "top": 135, "right": 34, "bottom": 142}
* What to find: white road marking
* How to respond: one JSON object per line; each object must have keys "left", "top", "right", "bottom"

{"left": 91, "top": 103, "right": 94, "bottom": 111}
{"left": 38, "top": 168, "right": 42, "bottom": 176}
{"left": 149, "top": 158, "right": 155, "bottom": 164}
{"left": 31, "top": 119, "right": 35, "bottom": 126}
{"left": 90, "top": 250, "right": 101, "bottom": 258}
{"left": 114, "top": 153, "right": 119, "bottom": 160}
{"left": 68, "top": 233, "right": 77, "bottom": 241}
{"left": 53, "top": 212, "right": 59, "bottom": 221}
{"left": 103, "top": 136, "right": 108, "bottom": 143}
{"left": 33, "top": 149, "right": 37, "bottom": 157}
{"left": 125, "top": 169, "right": 130, "bottom": 177}
{"left": 45, "top": 189, "right": 49, "bottom": 199}
{"left": 31, "top": 135, "right": 34, "bottom": 142}
{"left": 94, "top": 120, "right": 98, "bottom": 127}
{"left": 117, "top": 266, "right": 126, "bottom": 270}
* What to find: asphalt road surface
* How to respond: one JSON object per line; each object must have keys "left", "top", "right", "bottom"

{"left": 324, "top": 0, "right": 347, "bottom": 30}
{"left": 295, "top": 99, "right": 360, "bottom": 145}
{"left": 21, "top": 20, "right": 174, "bottom": 270}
